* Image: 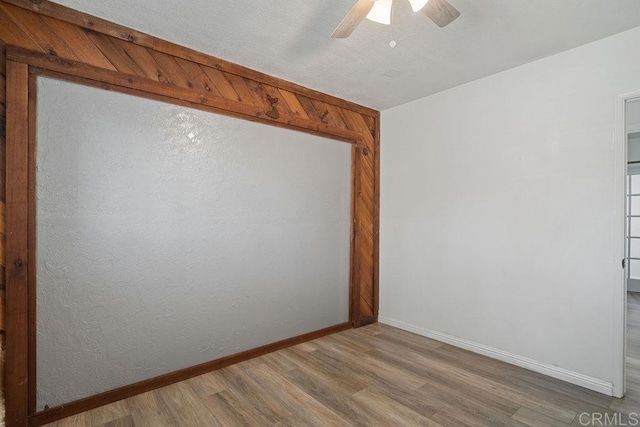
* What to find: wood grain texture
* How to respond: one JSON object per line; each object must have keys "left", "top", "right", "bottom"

{"left": 5, "top": 59, "right": 29, "bottom": 427}
{"left": 41, "top": 321, "right": 640, "bottom": 426}
{"left": 0, "top": 4, "right": 77, "bottom": 60}
{"left": 0, "top": 7, "right": 39, "bottom": 51}
{"left": 0, "top": 0, "right": 377, "bottom": 116}
{"left": 0, "top": 2, "right": 379, "bottom": 424}
{"left": 0, "top": 41, "right": 6, "bottom": 335}
{"left": 7, "top": 47, "right": 364, "bottom": 144}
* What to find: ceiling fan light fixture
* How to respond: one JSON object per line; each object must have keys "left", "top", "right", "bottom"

{"left": 366, "top": 0, "right": 393, "bottom": 25}
{"left": 408, "top": 0, "right": 430, "bottom": 12}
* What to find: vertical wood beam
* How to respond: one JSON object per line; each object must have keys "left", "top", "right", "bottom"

{"left": 5, "top": 59, "right": 30, "bottom": 427}
{"left": 373, "top": 116, "right": 380, "bottom": 318}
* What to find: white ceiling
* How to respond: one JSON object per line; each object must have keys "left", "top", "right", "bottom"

{"left": 52, "top": 0, "right": 640, "bottom": 110}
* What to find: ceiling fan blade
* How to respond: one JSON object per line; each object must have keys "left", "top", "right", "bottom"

{"left": 422, "top": 0, "right": 460, "bottom": 28}
{"left": 331, "top": 0, "right": 375, "bottom": 38}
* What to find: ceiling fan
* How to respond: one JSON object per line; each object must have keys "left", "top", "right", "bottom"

{"left": 332, "top": 0, "right": 460, "bottom": 38}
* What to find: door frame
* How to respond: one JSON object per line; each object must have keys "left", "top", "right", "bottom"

{"left": 613, "top": 90, "right": 640, "bottom": 397}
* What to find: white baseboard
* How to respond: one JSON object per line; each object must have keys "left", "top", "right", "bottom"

{"left": 378, "top": 316, "right": 613, "bottom": 396}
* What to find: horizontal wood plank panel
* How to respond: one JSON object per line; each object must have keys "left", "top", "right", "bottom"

{"left": 173, "top": 55, "right": 205, "bottom": 80}
{"left": 174, "top": 57, "right": 226, "bottom": 98}
{"left": 224, "top": 73, "right": 266, "bottom": 108}
{"left": 194, "top": 70, "right": 226, "bottom": 99}
{"left": 41, "top": 16, "right": 117, "bottom": 71}
{"left": 149, "top": 35, "right": 379, "bottom": 117}
{"left": 200, "top": 66, "right": 241, "bottom": 102}
{"left": 173, "top": 56, "right": 224, "bottom": 97}
{"left": 85, "top": 31, "right": 147, "bottom": 77}
{"left": 1, "top": 0, "right": 155, "bottom": 47}
{"left": 244, "top": 77, "right": 270, "bottom": 105}
{"left": 116, "top": 40, "right": 171, "bottom": 84}
{"left": 147, "top": 48, "right": 196, "bottom": 89}
{"left": 296, "top": 94, "right": 324, "bottom": 123}
{"left": 0, "top": 6, "right": 40, "bottom": 51}
{"left": 310, "top": 98, "right": 339, "bottom": 129}
{"left": 338, "top": 109, "right": 366, "bottom": 135}
{"left": 325, "top": 103, "right": 352, "bottom": 132}
{"left": 0, "top": 4, "right": 78, "bottom": 60}
{"left": 261, "top": 84, "right": 295, "bottom": 116}
{"left": 6, "top": 48, "right": 365, "bottom": 143}
{"left": 274, "top": 90, "right": 304, "bottom": 118}
{"left": 1, "top": 0, "right": 378, "bottom": 116}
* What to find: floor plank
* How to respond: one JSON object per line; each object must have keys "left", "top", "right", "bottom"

{"left": 512, "top": 407, "right": 572, "bottom": 427}
{"left": 126, "top": 390, "right": 176, "bottom": 427}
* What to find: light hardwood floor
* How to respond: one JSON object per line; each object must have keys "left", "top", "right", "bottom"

{"left": 41, "top": 298, "right": 640, "bottom": 426}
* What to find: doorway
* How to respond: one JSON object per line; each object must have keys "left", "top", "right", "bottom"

{"left": 624, "top": 98, "right": 640, "bottom": 403}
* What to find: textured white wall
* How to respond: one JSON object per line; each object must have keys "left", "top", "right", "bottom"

{"left": 381, "top": 26, "right": 640, "bottom": 388}
{"left": 36, "top": 77, "right": 352, "bottom": 408}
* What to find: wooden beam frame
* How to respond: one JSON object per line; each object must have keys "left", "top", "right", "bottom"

{"left": 4, "top": 45, "right": 375, "bottom": 426}
{"left": 1, "top": 2, "right": 379, "bottom": 425}
{"left": 0, "top": 0, "right": 378, "bottom": 118}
